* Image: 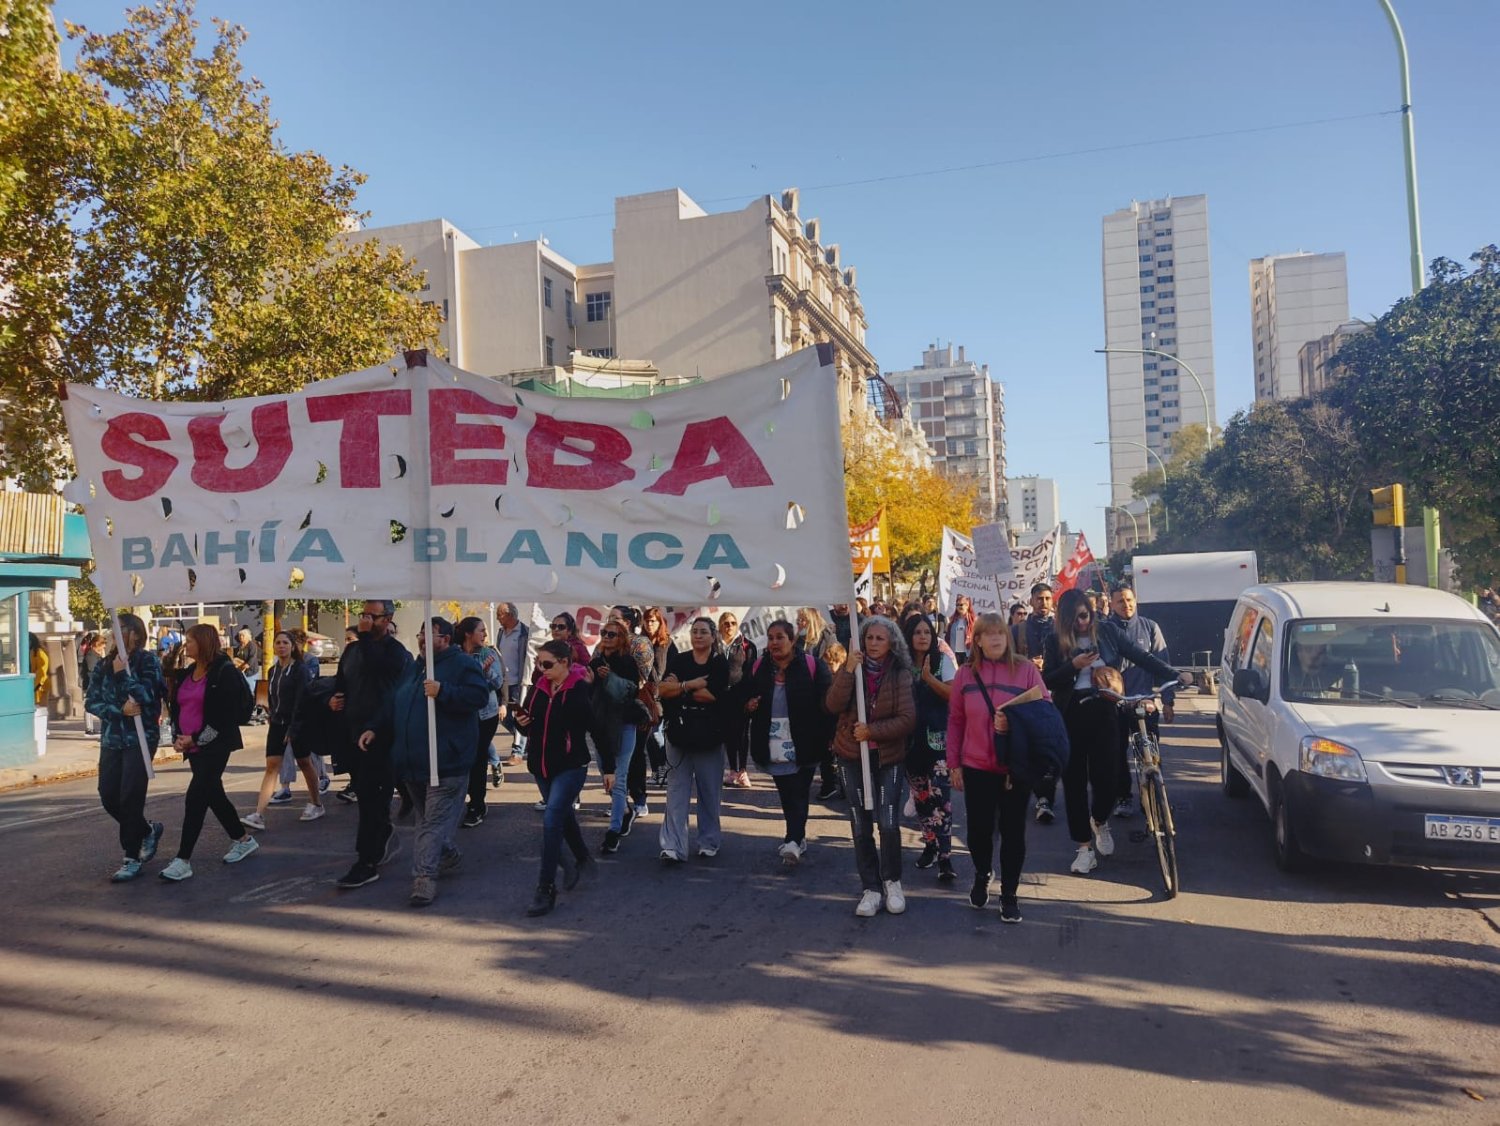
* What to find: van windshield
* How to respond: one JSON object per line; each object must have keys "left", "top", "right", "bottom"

{"left": 1282, "top": 619, "right": 1500, "bottom": 707}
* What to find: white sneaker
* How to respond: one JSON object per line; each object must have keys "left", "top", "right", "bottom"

{"left": 697, "top": 846, "right": 719, "bottom": 858}
{"left": 883, "top": 879, "right": 907, "bottom": 915}
{"left": 1070, "top": 846, "right": 1098, "bottom": 874}
{"left": 533, "top": 799, "right": 547, "bottom": 811}
{"left": 223, "top": 836, "right": 259, "bottom": 864}
{"left": 778, "top": 840, "right": 805, "bottom": 866}
{"left": 1093, "top": 819, "right": 1115, "bottom": 857}
{"left": 159, "top": 857, "right": 193, "bottom": 881}
{"left": 299, "top": 803, "right": 325, "bottom": 822}
{"left": 241, "top": 811, "right": 266, "bottom": 831}
{"left": 633, "top": 801, "right": 649, "bottom": 818}
{"left": 855, "top": 889, "right": 883, "bottom": 917}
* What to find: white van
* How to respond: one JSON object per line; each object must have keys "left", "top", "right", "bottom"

{"left": 1217, "top": 582, "right": 1500, "bottom": 872}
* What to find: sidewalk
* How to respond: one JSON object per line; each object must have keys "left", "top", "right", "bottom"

{"left": 0, "top": 718, "right": 186, "bottom": 793}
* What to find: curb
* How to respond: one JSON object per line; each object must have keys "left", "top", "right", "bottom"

{"left": 0, "top": 749, "right": 186, "bottom": 795}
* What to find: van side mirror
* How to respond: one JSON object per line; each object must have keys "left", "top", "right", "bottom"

{"left": 1233, "top": 667, "right": 1269, "bottom": 703}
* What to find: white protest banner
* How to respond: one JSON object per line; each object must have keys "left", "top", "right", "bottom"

{"left": 61, "top": 348, "right": 852, "bottom": 608}
{"left": 970, "top": 520, "right": 1012, "bottom": 578}
{"left": 936, "top": 526, "right": 1002, "bottom": 616}
{"left": 997, "top": 524, "right": 1061, "bottom": 600}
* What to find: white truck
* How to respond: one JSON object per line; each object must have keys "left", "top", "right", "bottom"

{"left": 1130, "top": 550, "right": 1259, "bottom": 692}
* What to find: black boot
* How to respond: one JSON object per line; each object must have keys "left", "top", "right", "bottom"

{"left": 526, "top": 884, "right": 557, "bottom": 917}
{"left": 937, "top": 855, "right": 956, "bottom": 883}
{"left": 915, "top": 842, "right": 938, "bottom": 869}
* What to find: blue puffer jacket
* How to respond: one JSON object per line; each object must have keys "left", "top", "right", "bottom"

{"left": 372, "top": 644, "right": 490, "bottom": 782}
{"left": 86, "top": 648, "right": 165, "bottom": 754}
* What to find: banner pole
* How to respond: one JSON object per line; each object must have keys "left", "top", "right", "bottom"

{"left": 849, "top": 602, "right": 874, "bottom": 812}
{"left": 405, "top": 349, "right": 441, "bottom": 789}
{"left": 111, "top": 612, "right": 156, "bottom": 780}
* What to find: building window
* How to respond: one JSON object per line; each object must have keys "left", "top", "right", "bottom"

{"left": 1139, "top": 254, "right": 1153, "bottom": 263}
{"left": 586, "top": 292, "right": 612, "bottom": 322}
{"left": 584, "top": 347, "right": 615, "bottom": 359}
{"left": 544, "top": 277, "right": 553, "bottom": 309}
{"left": 565, "top": 292, "right": 574, "bottom": 326}
{"left": 1143, "top": 362, "right": 1158, "bottom": 371}
{"left": 1140, "top": 285, "right": 1155, "bottom": 294}
{"left": 1157, "top": 274, "right": 1174, "bottom": 284}
{"left": 1155, "top": 227, "right": 1172, "bottom": 236}
{"left": 1146, "top": 423, "right": 1162, "bottom": 432}
{"left": 1157, "top": 258, "right": 1173, "bottom": 267}
{"left": 1157, "top": 337, "right": 1176, "bottom": 347}
{"left": 1142, "top": 316, "right": 1156, "bottom": 325}
{"left": 1152, "top": 211, "right": 1170, "bottom": 221}
{"left": 544, "top": 336, "right": 554, "bottom": 365}
{"left": 1138, "top": 238, "right": 1151, "bottom": 247}
{"left": 1144, "top": 393, "right": 1159, "bottom": 402}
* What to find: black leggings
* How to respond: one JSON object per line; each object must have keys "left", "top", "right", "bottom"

{"left": 723, "top": 707, "right": 750, "bottom": 773}
{"left": 466, "top": 714, "right": 502, "bottom": 813}
{"left": 962, "top": 767, "right": 1030, "bottom": 898}
{"left": 179, "top": 748, "right": 243, "bottom": 860}
{"left": 1063, "top": 697, "right": 1120, "bottom": 843}
{"left": 773, "top": 767, "right": 816, "bottom": 843}
{"left": 628, "top": 726, "right": 649, "bottom": 805}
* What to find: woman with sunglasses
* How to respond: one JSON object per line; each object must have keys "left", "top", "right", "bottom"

{"left": 547, "top": 613, "right": 592, "bottom": 671}
{"left": 514, "top": 640, "right": 605, "bottom": 917}
{"left": 1042, "top": 588, "right": 1187, "bottom": 876}
{"left": 592, "top": 620, "right": 646, "bottom": 854}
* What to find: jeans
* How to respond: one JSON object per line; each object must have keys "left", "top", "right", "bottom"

{"left": 838, "top": 760, "right": 904, "bottom": 890}
{"left": 1063, "top": 697, "right": 1120, "bottom": 843}
{"left": 537, "top": 766, "right": 588, "bottom": 888}
{"left": 98, "top": 738, "right": 153, "bottom": 858}
{"left": 408, "top": 774, "right": 468, "bottom": 878}
{"left": 351, "top": 739, "right": 395, "bottom": 865}
{"left": 608, "top": 725, "right": 638, "bottom": 832}
{"left": 962, "top": 767, "right": 1031, "bottom": 897}
{"left": 659, "top": 742, "right": 723, "bottom": 857}
{"left": 772, "top": 767, "right": 815, "bottom": 844}
{"left": 467, "top": 714, "right": 502, "bottom": 814}
{"left": 179, "top": 748, "right": 243, "bottom": 860}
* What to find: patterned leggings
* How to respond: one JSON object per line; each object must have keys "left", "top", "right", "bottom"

{"left": 906, "top": 760, "right": 953, "bottom": 857}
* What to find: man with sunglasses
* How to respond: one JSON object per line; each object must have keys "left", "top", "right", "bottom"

{"left": 332, "top": 600, "right": 413, "bottom": 889}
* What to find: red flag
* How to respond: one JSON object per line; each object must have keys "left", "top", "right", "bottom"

{"left": 1055, "top": 533, "right": 1096, "bottom": 594}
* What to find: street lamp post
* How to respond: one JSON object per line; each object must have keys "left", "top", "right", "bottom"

{"left": 1096, "top": 439, "right": 1169, "bottom": 535}
{"left": 1102, "top": 504, "right": 1139, "bottom": 549}
{"left": 1377, "top": 0, "right": 1424, "bottom": 293}
{"left": 1096, "top": 346, "right": 1213, "bottom": 450}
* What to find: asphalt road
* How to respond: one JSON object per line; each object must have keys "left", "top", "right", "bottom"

{"left": 1, "top": 701, "right": 1496, "bottom": 1126}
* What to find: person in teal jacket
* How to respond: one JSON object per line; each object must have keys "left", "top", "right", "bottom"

{"left": 358, "top": 617, "right": 488, "bottom": 907}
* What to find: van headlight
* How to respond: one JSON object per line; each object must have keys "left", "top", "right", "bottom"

{"left": 1299, "top": 736, "right": 1368, "bottom": 782}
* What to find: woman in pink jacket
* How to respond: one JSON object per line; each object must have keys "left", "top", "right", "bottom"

{"left": 947, "top": 612, "right": 1049, "bottom": 924}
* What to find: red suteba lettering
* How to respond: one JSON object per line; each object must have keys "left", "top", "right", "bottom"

{"left": 305, "top": 390, "right": 412, "bottom": 488}
{"left": 526, "top": 416, "right": 635, "bottom": 490}
{"left": 645, "top": 417, "right": 773, "bottom": 496}
{"left": 187, "top": 403, "right": 294, "bottom": 493}
{"left": 100, "top": 413, "right": 178, "bottom": 501}
{"left": 430, "top": 388, "right": 517, "bottom": 486}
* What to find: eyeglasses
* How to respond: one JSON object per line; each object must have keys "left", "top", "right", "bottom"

{"left": 601, "top": 630, "right": 623, "bottom": 639}
{"left": 535, "top": 659, "right": 558, "bottom": 671}
{"left": 550, "top": 623, "right": 568, "bottom": 632}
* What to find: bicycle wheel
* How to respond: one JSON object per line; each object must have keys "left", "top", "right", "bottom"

{"left": 1145, "top": 771, "right": 1179, "bottom": 898}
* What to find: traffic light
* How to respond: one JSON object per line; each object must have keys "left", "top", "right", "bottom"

{"left": 1371, "top": 484, "right": 1405, "bottom": 527}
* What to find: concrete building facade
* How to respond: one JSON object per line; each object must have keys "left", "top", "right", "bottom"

{"left": 1005, "top": 476, "right": 1059, "bottom": 541}
{"left": 346, "top": 188, "right": 880, "bottom": 415}
{"left": 1249, "top": 251, "right": 1350, "bottom": 401}
{"left": 1101, "top": 195, "right": 1217, "bottom": 554}
{"left": 881, "top": 344, "right": 1006, "bottom": 519}
{"left": 1298, "top": 319, "right": 1368, "bottom": 397}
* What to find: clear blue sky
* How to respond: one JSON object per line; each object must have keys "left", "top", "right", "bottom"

{"left": 57, "top": 0, "right": 1500, "bottom": 552}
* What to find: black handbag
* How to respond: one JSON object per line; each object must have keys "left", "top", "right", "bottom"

{"left": 666, "top": 704, "right": 720, "bottom": 752}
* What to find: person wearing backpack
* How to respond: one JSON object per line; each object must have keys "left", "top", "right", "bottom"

{"left": 745, "top": 619, "right": 832, "bottom": 866}
{"left": 158, "top": 625, "right": 259, "bottom": 881}
{"left": 946, "top": 612, "right": 1048, "bottom": 923}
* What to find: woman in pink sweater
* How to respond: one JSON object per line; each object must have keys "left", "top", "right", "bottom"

{"left": 946, "top": 613, "right": 1049, "bottom": 923}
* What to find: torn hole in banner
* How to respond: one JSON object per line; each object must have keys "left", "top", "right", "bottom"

{"left": 551, "top": 504, "right": 573, "bottom": 528}
{"left": 389, "top": 454, "right": 407, "bottom": 480}
{"left": 221, "top": 415, "right": 253, "bottom": 450}
{"left": 104, "top": 517, "right": 114, "bottom": 538}
{"left": 611, "top": 571, "right": 640, "bottom": 593}
{"left": 705, "top": 575, "right": 722, "bottom": 601}
{"left": 706, "top": 504, "right": 721, "bottom": 527}
{"left": 130, "top": 574, "right": 143, "bottom": 597}
{"left": 299, "top": 510, "right": 312, "bottom": 531}
{"left": 763, "top": 421, "right": 775, "bottom": 438}
{"left": 314, "top": 461, "right": 329, "bottom": 485}
{"left": 222, "top": 498, "right": 240, "bottom": 523}
{"left": 237, "top": 568, "right": 247, "bottom": 584}
{"left": 439, "top": 504, "right": 456, "bottom": 519}
{"left": 186, "top": 568, "right": 197, "bottom": 591}
{"left": 390, "top": 520, "right": 407, "bottom": 544}
{"left": 630, "top": 410, "right": 654, "bottom": 430}
{"left": 768, "top": 564, "right": 787, "bottom": 590}
{"left": 785, "top": 502, "right": 805, "bottom": 530}
{"left": 287, "top": 567, "right": 305, "bottom": 590}
{"left": 89, "top": 402, "right": 104, "bottom": 419}
{"left": 780, "top": 378, "right": 792, "bottom": 401}
{"left": 542, "top": 570, "right": 560, "bottom": 595}
{"left": 160, "top": 497, "right": 173, "bottom": 520}
{"left": 648, "top": 454, "right": 665, "bottom": 472}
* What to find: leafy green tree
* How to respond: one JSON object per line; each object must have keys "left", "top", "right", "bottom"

{"left": 0, "top": 0, "right": 442, "bottom": 483}
{"left": 1329, "top": 247, "right": 1500, "bottom": 582}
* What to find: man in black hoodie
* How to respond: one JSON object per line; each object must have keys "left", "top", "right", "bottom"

{"left": 333, "top": 600, "right": 413, "bottom": 889}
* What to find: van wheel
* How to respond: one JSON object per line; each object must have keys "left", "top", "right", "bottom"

{"left": 1221, "top": 740, "right": 1250, "bottom": 799}
{"left": 1271, "top": 779, "right": 1307, "bottom": 872}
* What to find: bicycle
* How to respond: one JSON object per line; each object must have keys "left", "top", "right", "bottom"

{"left": 1112, "top": 690, "right": 1179, "bottom": 898}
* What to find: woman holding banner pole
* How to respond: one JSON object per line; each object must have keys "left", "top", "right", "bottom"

{"left": 825, "top": 616, "right": 915, "bottom": 916}
{"left": 86, "top": 612, "right": 166, "bottom": 882}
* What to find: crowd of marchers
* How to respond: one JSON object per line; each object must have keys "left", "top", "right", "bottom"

{"left": 81, "top": 583, "right": 1190, "bottom": 923}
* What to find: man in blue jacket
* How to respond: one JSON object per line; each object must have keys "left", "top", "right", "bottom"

{"left": 358, "top": 617, "right": 489, "bottom": 907}
{"left": 1109, "top": 585, "right": 1175, "bottom": 818}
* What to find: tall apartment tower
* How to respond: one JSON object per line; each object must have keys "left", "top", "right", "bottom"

{"left": 1101, "top": 195, "right": 1216, "bottom": 553}
{"left": 1005, "top": 476, "right": 1060, "bottom": 545}
{"left": 1249, "top": 251, "right": 1349, "bottom": 400}
{"left": 881, "top": 344, "right": 1005, "bottom": 520}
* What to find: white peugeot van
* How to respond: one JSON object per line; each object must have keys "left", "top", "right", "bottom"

{"left": 1217, "top": 582, "right": 1500, "bottom": 872}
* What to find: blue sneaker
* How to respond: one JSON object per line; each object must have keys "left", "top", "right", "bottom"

{"left": 319, "top": 775, "right": 331, "bottom": 794}
{"left": 223, "top": 837, "right": 259, "bottom": 864}
{"left": 110, "top": 857, "right": 144, "bottom": 882}
{"left": 138, "top": 820, "right": 164, "bottom": 863}
{"left": 269, "top": 788, "right": 293, "bottom": 805}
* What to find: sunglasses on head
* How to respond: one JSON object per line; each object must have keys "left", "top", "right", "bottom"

{"left": 536, "top": 659, "right": 558, "bottom": 671}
